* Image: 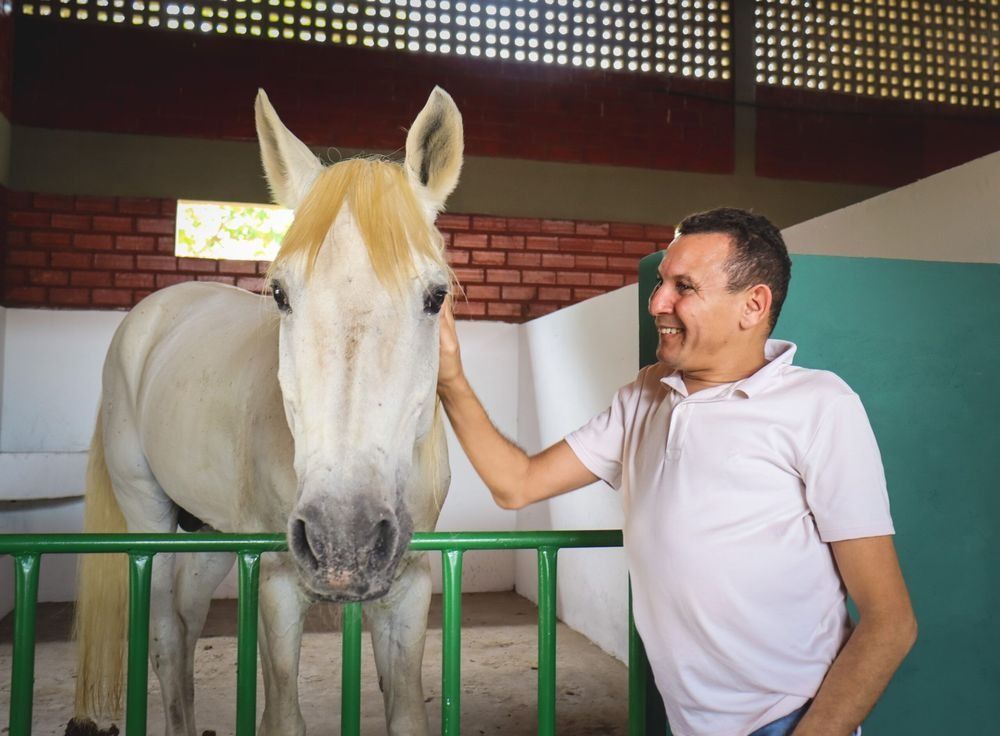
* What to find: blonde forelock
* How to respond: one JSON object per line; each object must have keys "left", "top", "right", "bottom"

{"left": 267, "top": 158, "right": 450, "bottom": 291}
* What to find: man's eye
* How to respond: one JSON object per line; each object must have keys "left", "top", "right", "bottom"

{"left": 272, "top": 281, "right": 291, "bottom": 313}
{"left": 424, "top": 285, "right": 448, "bottom": 315}
{"left": 677, "top": 282, "right": 692, "bottom": 293}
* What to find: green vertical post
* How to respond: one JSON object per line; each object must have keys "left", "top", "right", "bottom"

{"left": 537, "top": 546, "right": 558, "bottom": 736}
{"left": 441, "top": 548, "right": 464, "bottom": 736}
{"left": 627, "top": 579, "right": 670, "bottom": 735}
{"left": 628, "top": 582, "right": 647, "bottom": 736}
{"left": 126, "top": 552, "right": 153, "bottom": 736}
{"left": 236, "top": 551, "right": 261, "bottom": 736}
{"left": 341, "top": 602, "right": 363, "bottom": 736}
{"left": 9, "top": 553, "right": 41, "bottom": 736}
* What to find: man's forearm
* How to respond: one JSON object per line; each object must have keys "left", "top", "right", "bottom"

{"left": 792, "top": 613, "right": 917, "bottom": 735}
{"left": 438, "top": 375, "right": 532, "bottom": 509}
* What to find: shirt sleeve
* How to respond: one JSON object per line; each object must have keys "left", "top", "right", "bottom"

{"left": 564, "top": 375, "right": 640, "bottom": 490}
{"left": 800, "top": 393, "right": 895, "bottom": 542}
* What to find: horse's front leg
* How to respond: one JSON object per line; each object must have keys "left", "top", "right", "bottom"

{"left": 364, "top": 553, "right": 433, "bottom": 736}
{"left": 257, "top": 555, "right": 310, "bottom": 736}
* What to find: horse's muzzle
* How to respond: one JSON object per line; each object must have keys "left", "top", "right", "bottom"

{"left": 288, "top": 498, "right": 412, "bottom": 601}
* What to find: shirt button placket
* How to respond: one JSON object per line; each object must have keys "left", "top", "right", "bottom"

{"left": 665, "top": 401, "right": 686, "bottom": 461}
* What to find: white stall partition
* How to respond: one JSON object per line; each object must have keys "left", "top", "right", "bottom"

{"left": 515, "top": 285, "right": 639, "bottom": 662}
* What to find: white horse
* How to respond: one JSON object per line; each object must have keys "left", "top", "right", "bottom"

{"left": 69, "top": 87, "right": 462, "bottom": 736}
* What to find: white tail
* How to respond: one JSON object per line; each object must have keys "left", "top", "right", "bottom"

{"left": 72, "top": 407, "right": 129, "bottom": 720}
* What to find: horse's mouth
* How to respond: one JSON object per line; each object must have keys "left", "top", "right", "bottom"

{"left": 287, "top": 500, "right": 414, "bottom": 602}
{"left": 303, "top": 574, "right": 394, "bottom": 603}
{"left": 291, "top": 541, "right": 410, "bottom": 601}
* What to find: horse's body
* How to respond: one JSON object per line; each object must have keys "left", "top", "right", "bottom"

{"left": 108, "top": 283, "right": 292, "bottom": 534}
{"left": 71, "top": 88, "right": 463, "bottom": 736}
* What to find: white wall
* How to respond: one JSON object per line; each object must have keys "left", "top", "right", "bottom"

{"left": 515, "top": 285, "right": 638, "bottom": 662}
{"left": 0, "top": 311, "right": 519, "bottom": 616}
{"left": 783, "top": 149, "right": 1000, "bottom": 263}
{"left": 0, "top": 309, "right": 124, "bottom": 615}
{"left": 0, "top": 498, "right": 86, "bottom": 611}
{"left": 1, "top": 309, "right": 126, "bottom": 453}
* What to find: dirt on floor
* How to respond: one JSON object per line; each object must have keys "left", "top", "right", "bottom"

{"left": 0, "top": 591, "right": 628, "bottom": 736}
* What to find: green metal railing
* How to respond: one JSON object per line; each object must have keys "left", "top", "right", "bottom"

{"left": 1, "top": 531, "right": 655, "bottom": 736}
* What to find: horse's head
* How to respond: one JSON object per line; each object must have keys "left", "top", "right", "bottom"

{"left": 255, "top": 88, "right": 462, "bottom": 601}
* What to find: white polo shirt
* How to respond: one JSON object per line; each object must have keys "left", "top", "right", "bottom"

{"left": 565, "top": 340, "right": 894, "bottom": 736}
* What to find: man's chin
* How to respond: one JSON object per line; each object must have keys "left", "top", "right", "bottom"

{"left": 656, "top": 347, "right": 682, "bottom": 370}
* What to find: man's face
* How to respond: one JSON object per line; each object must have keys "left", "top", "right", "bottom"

{"left": 648, "top": 232, "right": 749, "bottom": 374}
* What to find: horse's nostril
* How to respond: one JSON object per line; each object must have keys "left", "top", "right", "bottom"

{"left": 371, "top": 518, "right": 395, "bottom": 564}
{"left": 291, "top": 518, "right": 319, "bottom": 570}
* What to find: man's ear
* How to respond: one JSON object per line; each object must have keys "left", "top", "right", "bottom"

{"left": 740, "top": 284, "right": 773, "bottom": 331}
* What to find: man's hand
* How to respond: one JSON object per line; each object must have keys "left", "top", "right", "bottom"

{"left": 438, "top": 296, "right": 465, "bottom": 394}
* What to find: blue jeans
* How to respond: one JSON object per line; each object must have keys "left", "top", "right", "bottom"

{"left": 748, "top": 703, "right": 810, "bottom": 736}
{"left": 747, "top": 702, "right": 862, "bottom": 736}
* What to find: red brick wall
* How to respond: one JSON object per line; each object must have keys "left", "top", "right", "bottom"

{"left": 12, "top": 17, "right": 734, "bottom": 173}
{"left": 2, "top": 191, "right": 668, "bottom": 321}
{"left": 439, "top": 214, "right": 666, "bottom": 320}
{"left": 3, "top": 192, "right": 267, "bottom": 309}
{"left": 756, "top": 86, "right": 1000, "bottom": 188}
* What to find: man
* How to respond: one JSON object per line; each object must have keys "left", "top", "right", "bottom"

{"left": 437, "top": 208, "right": 916, "bottom": 736}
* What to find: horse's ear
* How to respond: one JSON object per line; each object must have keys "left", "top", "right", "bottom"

{"left": 255, "top": 89, "right": 324, "bottom": 209}
{"left": 404, "top": 87, "right": 464, "bottom": 213}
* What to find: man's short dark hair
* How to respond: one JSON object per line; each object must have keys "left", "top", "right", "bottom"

{"left": 675, "top": 207, "right": 792, "bottom": 333}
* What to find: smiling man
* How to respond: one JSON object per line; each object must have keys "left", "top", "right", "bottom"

{"left": 437, "top": 207, "right": 916, "bottom": 736}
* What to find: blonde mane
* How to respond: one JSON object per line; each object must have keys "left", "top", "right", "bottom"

{"left": 268, "top": 157, "right": 449, "bottom": 289}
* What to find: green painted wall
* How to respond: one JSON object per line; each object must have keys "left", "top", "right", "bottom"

{"left": 639, "top": 252, "right": 1000, "bottom": 733}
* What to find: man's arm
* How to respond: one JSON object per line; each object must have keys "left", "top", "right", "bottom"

{"left": 792, "top": 535, "right": 917, "bottom": 735}
{"left": 437, "top": 299, "right": 598, "bottom": 509}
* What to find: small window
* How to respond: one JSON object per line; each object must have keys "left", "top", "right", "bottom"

{"left": 175, "top": 200, "right": 293, "bottom": 261}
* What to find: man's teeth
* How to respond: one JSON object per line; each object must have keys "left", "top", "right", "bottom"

{"left": 659, "top": 327, "right": 683, "bottom": 335}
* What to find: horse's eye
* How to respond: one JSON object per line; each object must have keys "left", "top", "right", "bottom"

{"left": 272, "top": 281, "right": 291, "bottom": 313}
{"left": 423, "top": 285, "right": 448, "bottom": 315}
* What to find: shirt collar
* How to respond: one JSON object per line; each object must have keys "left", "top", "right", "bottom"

{"left": 658, "top": 339, "right": 798, "bottom": 399}
{"left": 734, "top": 339, "right": 797, "bottom": 397}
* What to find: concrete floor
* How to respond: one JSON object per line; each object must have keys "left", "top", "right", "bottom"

{"left": 0, "top": 592, "right": 628, "bottom": 735}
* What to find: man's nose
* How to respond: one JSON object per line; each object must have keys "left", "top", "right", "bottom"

{"left": 648, "top": 285, "right": 674, "bottom": 315}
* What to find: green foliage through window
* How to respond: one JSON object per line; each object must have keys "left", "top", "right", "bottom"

{"left": 175, "top": 200, "right": 293, "bottom": 261}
